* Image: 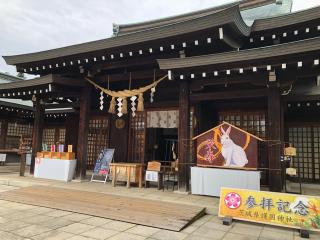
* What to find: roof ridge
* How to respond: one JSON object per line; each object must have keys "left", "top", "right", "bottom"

{"left": 254, "top": 4, "right": 319, "bottom": 21}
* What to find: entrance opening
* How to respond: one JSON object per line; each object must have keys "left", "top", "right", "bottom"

{"left": 145, "top": 110, "right": 179, "bottom": 166}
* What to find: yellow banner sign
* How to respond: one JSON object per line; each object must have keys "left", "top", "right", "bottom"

{"left": 219, "top": 188, "right": 320, "bottom": 231}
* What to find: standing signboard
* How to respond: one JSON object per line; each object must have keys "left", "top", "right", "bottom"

{"left": 219, "top": 187, "right": 320, "bottom": 232}
{"left": 91, "top": 148, "right": 115, "bottom": 183}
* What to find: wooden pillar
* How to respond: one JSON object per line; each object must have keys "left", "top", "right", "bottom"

{"left": 75, "top": 82, "right": 91, "bottom": 180}
{"left": 65, "top": 113, "right": 79, "bottom": 150}
{"left": 30, "top": 98, "right": 45, "bottom": 174}
{"left": 0, "top": 118, "right": 8, "bottom": 149}
{"left": 268, "top": 83, "right": 282, "bottom": 192}
{"left": 178, "top": 80, "right": 190, "bottom": 191}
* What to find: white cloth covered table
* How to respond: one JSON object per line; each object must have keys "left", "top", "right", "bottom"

{"left": 34, "top": 158, "right": 76, "bottom": 182}
{"left": 191, "top": 166, "right": 260, "bottom": 197}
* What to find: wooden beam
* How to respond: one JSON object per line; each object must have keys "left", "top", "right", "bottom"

{"left": 267, "top": 84, "right": 282, "bottom": 192}
{"left": 30, "top": 98, "right": 45, "bottom": 174}
{"left": 178, "top": 80, "right": 190, "bottom": 191}
{"left": 75, "top": 82, "right": 91, "bottom": 179}
{"left": 190, "top": 89, "right": 267, "bottom": 102}
{"left": 0, "top": 116, "right": 8, "bottom": 149}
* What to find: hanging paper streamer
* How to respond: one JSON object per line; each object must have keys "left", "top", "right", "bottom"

{"left": 99, "top": 91, "right": 104, "bottom": 110}
{"left": 150, "top": 86, "right": 156, "bottom": 103}
{"left": 130, "top": 96, "right": 137, "bottom": 117}
{"left": 85, "top": 75, "right": 167, "bottom": 115}
{"left": 108, "top": 97, "right": 116, "bottom": 114}
{"left": 122, "top": 97, "right": 128, "bottom": 114}
{"left": 137, "top": 93, "right": 144, "bottom": 112}
{"left": 117, "top": 97, "right": 123, "bottom": 117}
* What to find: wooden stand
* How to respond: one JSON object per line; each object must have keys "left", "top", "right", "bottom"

{"left": 110, "top": 163, "right": 144, "bottom": 188}
{"left": 299, "top": 229, "right": 310, "bottom": 239}
{"left": 222, "top": 216, "right": 233, "bottom": 226}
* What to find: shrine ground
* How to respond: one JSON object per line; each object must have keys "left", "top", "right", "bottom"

{"left": 0, "top": 167, "right": 319, "bottom": 240}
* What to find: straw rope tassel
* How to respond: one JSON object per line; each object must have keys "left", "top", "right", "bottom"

{"left": 108, "top": 96, "right": 116, "bottom": 114}
{"left": 137, "top": 93, "right": 144, "bottom": 112}
{"left": 122, "top": 97, "right": 128, "bottom": 114}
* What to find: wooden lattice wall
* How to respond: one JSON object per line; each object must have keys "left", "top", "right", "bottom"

{"left": 86, "top": 116, "right": 110, "bottom": 169}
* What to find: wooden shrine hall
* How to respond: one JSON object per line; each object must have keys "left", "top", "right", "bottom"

{"left": 1, "top": 0, "right": 320, "bottom": 192}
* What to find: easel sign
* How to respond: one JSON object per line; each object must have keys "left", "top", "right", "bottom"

{"left": 219, "top": 187, "right": 320, "bottom": 233}
{"left": 91, "top": 148, "right": 115, "bottom": 183}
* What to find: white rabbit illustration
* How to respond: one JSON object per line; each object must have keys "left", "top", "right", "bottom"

{"left": 220, "top": 126, "right": 248, "bottom": 167}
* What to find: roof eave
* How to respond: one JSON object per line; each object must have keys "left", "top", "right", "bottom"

{"left": 3, "top": 5, "right": 249, "bottom": 68}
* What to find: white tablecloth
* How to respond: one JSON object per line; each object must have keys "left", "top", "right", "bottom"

{"left": 191, "top": 167, "right": 260, "bottom": 197}
{"left": 34, "top": 158, "right": 76, "bottom": 182}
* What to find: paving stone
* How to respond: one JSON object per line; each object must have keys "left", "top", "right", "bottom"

{"left": 125, "top": 225, "right": 160, "bottom": 237}
{"left": 81, "top": 227, "right": 118, "bottom": 240}
{"left": 40, "top": 218, "right": 75, "bottom": 229}
{"left": 222, "top": 232, "right": 258, "bottom": 240}
{"left": 101, "top": 220, "right": 135, "bottom": 231}
{"left": 66, "top": 236, "right": 97, "bottom": 240}
{"left": 201, "top": 221, "right": 232, "bottom": 231}
{"left": 183, "top": 235, "right": 212, "bottom": 240}
{"left": 31, "top": 230, "right": 74, "bottom": 240}
{"left": 260, "top": 229, "right": 294, "bottom": 240}
{"left": 108, "top": 232, "right": 147, "bottom": 240}
{"left": 191, "top": 225, "right": 226, "bottom": 239}
{"left": 22, "top": 215, "right": 56, "bottom": 224}
{"left": 59, "top": 222, "right": 96, "bottom": 234}
{"left": 0, "top": 220, "right": 30, "bottom": 231}
{"left": 15, "top": 224, "right": 52, "bottom": 238}
{"left": 181, "top": 225, "right": 198, "bottom": 234}
{"left": 0, "top": 216, "right": 9, "bottom": 223}
{"left": 45, "top": 210, "right": 73, "bottom": 217}
{"left": 80, "top": 216, "right": 113, "bottom": 226}
{"left": 61, "top": 213, "right": 92, "bottom": 222}
{"left": 150, "top": 230, "right": 187, "bottom": 240}
{"left": 229, "top": 222, "right": 262, "bottom": 237}
{"left": 0, "top": 230, "right": 24, "bottom": 240}
{"left": 2, "top": 211, "right": 38, "bottom": 220}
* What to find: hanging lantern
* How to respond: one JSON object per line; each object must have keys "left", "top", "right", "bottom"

{"left": 117, "top": 97, "right": 123, "bottom": 117}
{"left": 130, "top": 96, "right": 137, "bottom": 117}
{"left": 99, "top": 91, "right": 104, "bottom": 110}
{"left": 108, "top": 97, "right": 116, "bottom": 114}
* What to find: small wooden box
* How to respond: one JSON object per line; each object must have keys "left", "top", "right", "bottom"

{"left": 43, "top": 151, "right": 53, "bottom": 158}
{"left": 51, "top": 152, "right": 62, "bottom": 159}
{"left": 61, "top": 152, "right": 75, "bottom": 160}
{"left": 37, "top": 152, "right": 44, "bottom": 158}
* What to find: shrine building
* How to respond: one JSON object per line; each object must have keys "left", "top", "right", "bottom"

{"left": 0, "top": 0, "right": 320, "bottom": 192}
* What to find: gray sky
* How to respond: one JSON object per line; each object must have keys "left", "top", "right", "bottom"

{"left": 0, "top": 0, "right": 319, "bottom": 76}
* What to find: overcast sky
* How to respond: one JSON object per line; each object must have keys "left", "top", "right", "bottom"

{"left": 0, "top": 0, "right": 319, "bottom": 76}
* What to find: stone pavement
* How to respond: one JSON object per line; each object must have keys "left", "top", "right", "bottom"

{"left": 0, "top": 174, "right": 319, "bottom": 239}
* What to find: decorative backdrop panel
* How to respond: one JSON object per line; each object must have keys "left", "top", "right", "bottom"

{"left": 194, "top": 122, "right": 261, "bottom": 169}
{"left": 147, "top": 110, "right": 178, "bottom": 128}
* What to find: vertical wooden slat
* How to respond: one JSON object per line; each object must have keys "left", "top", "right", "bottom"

{"left": 0, "top": 118, "right": 8, "bottom": 149}
{"left": 268, "top": 85, "right": 282, "bottom": 192}
{"left": 178, "top": 81, "right": 190, "bottom": 191}
{"left": 30, "top": 98, "right": 45, "bottom": 174}
{"left": 76, "top": 82, "right": 91, "bottom": 179}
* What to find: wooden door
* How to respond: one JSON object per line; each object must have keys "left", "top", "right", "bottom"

{"left": 86, "top": 116, "right": 110, "bottom": 169}
{"left": 128, "top": 112, "right": 146, "bottom": 164}
{"left": 288, "top": 126, "right": 320, "bottom": 183}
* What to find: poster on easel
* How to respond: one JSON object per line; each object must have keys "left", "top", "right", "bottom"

{"left": 91, "top": 148, "right": 115, "bottom": 183}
